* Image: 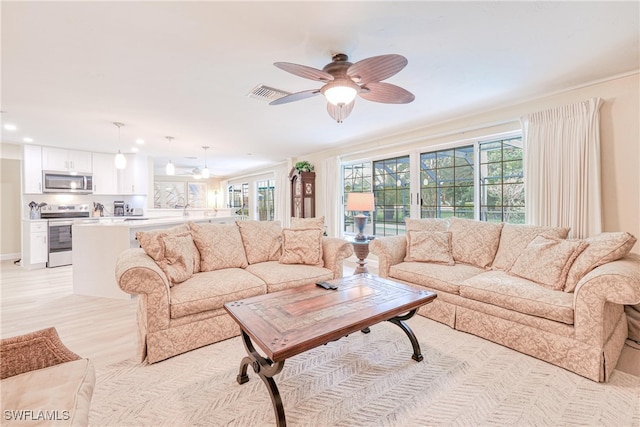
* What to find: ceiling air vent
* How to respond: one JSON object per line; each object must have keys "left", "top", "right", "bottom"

{"left": 247, "top": 84, "right": 290, "bottom": 102}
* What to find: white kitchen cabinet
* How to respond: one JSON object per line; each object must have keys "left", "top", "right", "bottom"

{"left": 118, "top": 154, "right": 148, "bottom": 195}
{"left": 21, "top": 220, "right": 48, "bottom": 270}
{"left": 42, "top": 147, "right": 92, "bottom": 173}
{"left": 23, "top": 144, "right": 43, "bottom": 194}
{"left": 91, "top": 153, "right": 118, "bottom": 195}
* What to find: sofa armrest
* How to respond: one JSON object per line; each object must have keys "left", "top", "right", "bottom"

{"left": 574, "top": 255, "right": 640, "bottom": 344}
{"left": 369, "top": 236, "right": 406, "bottom": 278}
{"left": 115, "top": 248, "right": 171, "bottom": 332}
{"left": 0, "top": 327, "right": 81, "bottom": 380}
{"left": 322, "top": 237, "right": 354, "bottom": 279}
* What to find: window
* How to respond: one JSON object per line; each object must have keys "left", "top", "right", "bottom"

{"left": 373, "top": 155, "right": 410, "bottom": 236}
{"left": 256, "top": 179, "right": 275, "bottom": 221}
{"left": 479, "top": 138, "right": 524, "bottom": 223}
{"left": 342, "top": 163, "right": 372, "bottom": 234}
{"left": 340, "top": 135, "right": 524, "bottom": 236}
{"left": 227, "top": 183, "right": 249, "bottom": 217}
{"left": 420, "top": 146, "right": 474, "bottom": 219}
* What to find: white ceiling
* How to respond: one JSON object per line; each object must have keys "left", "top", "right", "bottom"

{"left": 2, "top": 1, "right": 638, "bottom": 177}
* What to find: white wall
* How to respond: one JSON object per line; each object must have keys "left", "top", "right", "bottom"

{"left": 296, "top": 73, "right": 639, "bottom": 252}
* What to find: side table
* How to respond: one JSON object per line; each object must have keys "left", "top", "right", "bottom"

{"left": 346, "top": 236, "right": 372, "bottom": 274}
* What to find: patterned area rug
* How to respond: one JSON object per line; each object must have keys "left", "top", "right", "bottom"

{"left": 90, "top": 316, "right": 640, "bottom": 426}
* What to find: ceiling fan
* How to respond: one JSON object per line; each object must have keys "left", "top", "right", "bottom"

{"left": 270, "top": 53, "right": 415, "bottom": 123}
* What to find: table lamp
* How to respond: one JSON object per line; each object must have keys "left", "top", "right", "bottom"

{"left": 346, "top": 192, "right": 375, "bottom": 241}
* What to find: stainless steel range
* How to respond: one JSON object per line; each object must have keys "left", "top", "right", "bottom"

{"left": 40, "top": 204, "right": 90, "bottom": 267}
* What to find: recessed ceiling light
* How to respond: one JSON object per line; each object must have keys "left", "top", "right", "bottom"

{"left": 4, "top": 124, "right": 17, "bottom": 131}
{"left": 131, "top": 147, "right": 139, "bottom": 153}
{"left": 136, "top": 139, "right": 144, "bottom": 145}
{"left": 23, "top": 137, "right": 34, "bottom": 143}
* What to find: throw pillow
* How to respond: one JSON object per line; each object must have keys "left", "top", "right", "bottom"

{"left": 190, "top": 222, "right": 248, "bottom": 271}
{"left": 236, "top": 220, "right": 283, "bottom": 264}
{"left": 405, "top": 230, "right": 454, "bottom": 265}
{"left": 563, "top": 232, "right": 637, "bottom": 292}
{"left": 491, "top": 223, "right": 571, "bottom": 270}
{"left": 508, "top": 235, "right": 588, "bottom": 290}
{"left": 290, "top": 216, "right": 324, "bottom": 230}
{"left": 448, "top": 217, "right": 504, "bottom": 268}
{"left": 135, "top": 223, "right": 190, "bottom": 261}
{"left": 279, "top": 228, "right": 324, "bottom": 266}
{"left": 405, "top": 218, "right": 449, "bottom": 232}
{"left": 156, "top": 232, "right": 196, "bottom": 286}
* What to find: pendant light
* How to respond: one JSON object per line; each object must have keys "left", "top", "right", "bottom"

{"left": 113, "top": 122, "right": 126, "bottom": 169}
{"left": 165, "top": 136, "right": 175, "bottom": 175}
{"left": 201, "top": 146, "right": 210, "bottom": 179}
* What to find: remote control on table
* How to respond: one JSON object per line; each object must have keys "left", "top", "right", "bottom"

{"left": 316, "top": 281, "right": 338, "bottom": 290}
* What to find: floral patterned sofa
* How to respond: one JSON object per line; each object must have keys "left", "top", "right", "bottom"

{"left": 370, "top": 217, "right": 640, "bottom": 382}
{"left": 115, "top": 218, "right": 353, "bottom": 364}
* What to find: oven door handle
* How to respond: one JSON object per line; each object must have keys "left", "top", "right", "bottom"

{"left": 48, "top": 220, "right": 75, "bottom": 227}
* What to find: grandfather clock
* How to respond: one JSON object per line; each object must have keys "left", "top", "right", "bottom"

{"left": 289, "top": 168, "right": 316, "bottom": 218}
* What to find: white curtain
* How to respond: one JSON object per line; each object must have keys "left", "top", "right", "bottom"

{"left": 321, "top": 156, "right": 341, "bottom": 237}
{"left": 521, "top": 97, "right": 603, "bottom": 238}
{"left": 274, "top": 164, "right": 291, "bottom": 227}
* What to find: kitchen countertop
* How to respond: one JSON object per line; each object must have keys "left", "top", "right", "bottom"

{"left": 73, "top": 216, "right": 237, "bottom": 228}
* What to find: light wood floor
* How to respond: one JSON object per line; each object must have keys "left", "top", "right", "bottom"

{"left": 1, "top": 257, "right": 638, "bottom": 375}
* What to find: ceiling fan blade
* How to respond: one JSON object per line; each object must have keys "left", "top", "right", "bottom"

{"left": 269, "top": 89, "right": 321, "bottom": 105}
{"left": 327, "top": 100, "right": 355, "bottom": 123}
{"left": 274, "top": 62, "right": 334, "bottom": 82}
{"left": 347, "top": 54, "right": 408, "bottom": 84}
{"left": 359, "top": 82, "right": 415, "bottom": 104}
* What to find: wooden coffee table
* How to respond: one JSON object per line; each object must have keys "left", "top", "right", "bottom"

{"left": 224, "top": 273, "right": 437, "bottom": 426}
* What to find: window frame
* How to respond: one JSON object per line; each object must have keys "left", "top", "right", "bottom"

{"left": 340, "top": 131, "right": 523, "bottom": 236}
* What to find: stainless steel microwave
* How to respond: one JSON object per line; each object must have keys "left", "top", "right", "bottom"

{"left": 43, "top": 171, "right": 93, "bottom": 194}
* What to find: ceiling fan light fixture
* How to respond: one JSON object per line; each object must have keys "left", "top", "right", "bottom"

{"left": 322, "top": 79, "right": 358, "bottom": 105}
{"left": 166, "top": 160, "right": 175, "bottom": 176}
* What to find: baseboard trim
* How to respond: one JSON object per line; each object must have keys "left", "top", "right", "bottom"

{"left": 1, "top": 253, "right": 21, "bottom": 262}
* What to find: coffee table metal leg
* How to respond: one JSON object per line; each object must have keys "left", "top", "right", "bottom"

{"left": 387, "top": 309, "right": 423, "bottom": 362}
{"left": 237, "top": 330, "right": 287, "bottom": 426}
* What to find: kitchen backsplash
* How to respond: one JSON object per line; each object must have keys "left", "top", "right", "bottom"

{"left": 23, "top": 194, "right": 147, "bottom": 218}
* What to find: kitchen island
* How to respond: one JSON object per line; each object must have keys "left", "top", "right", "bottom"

{"left": 72, "top": 216, "right": 236, "bottom": 299}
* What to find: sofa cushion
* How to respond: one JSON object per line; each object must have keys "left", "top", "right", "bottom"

{"left": 279, "top": 228, "right": 324, "bottom": 266}
{"left": 190, "top": 222, "right": 248, "bottom": 271}
{"left": 405, "top": 218, "right": 449, "bottom": 232}
{"left": 136, "top": 223, "right": 192, "bottom": 260}
{"left": 563, "top": 232, "right": 637, "bottom": 292}
{"left": 405, "top": 230, "right": 454, "bottom": 265}
{"left": 170, "top": 269, "right": 266, "bottom": 318}
{"left": 460, "top": 271, "right": 575, "bottom": 324}
{"left": 156, "top": 232, "right": 197, "bottom": 286}
{"left": 491, "top": 223, "right": 571, "bottom": 271}
{"left": 389, "top": 262, "right": 485, "bottom": 295}
{"left": 290, "top": 216, "right": 324, "bottom": 230}
{"left": 0, "top": 358, "right": 95, "bottom": 427}
{"left": 246, "top": 261, "right": 333, "bottom": 293}
{"left": 236, "top": 220, "right": 282, "bottom": 264}
{"left": 448, "top": 217, "right": 504, "bottom": 268}
{"left": 509, "top": 235, "right": 588, "bottom": 290}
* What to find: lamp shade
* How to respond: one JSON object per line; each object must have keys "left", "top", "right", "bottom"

{"left": 322, "top": 79, "right": 358, "bottom": 105}
{"left": 165, "top": 160, "right": 175, "bottom": 176}
{"left": 346, "top": 192, "right": 375, "bottom": 212}
{"left": 114, "top": 151, "right": 126, "bottom": 169}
